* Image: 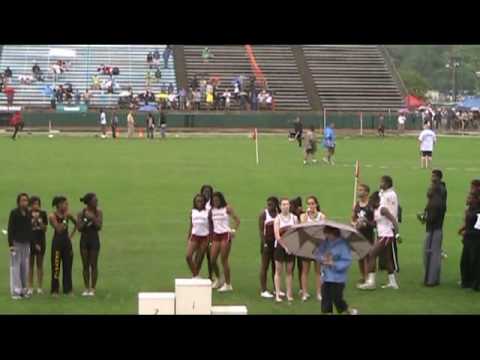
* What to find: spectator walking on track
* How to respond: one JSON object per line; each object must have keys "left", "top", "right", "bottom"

{"left": 127, "top": 111, "right": 135, "bottom": 139}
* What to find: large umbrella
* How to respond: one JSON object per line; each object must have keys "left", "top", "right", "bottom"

{"left": 281, "top": 220, "right": 372, "bottom": 261}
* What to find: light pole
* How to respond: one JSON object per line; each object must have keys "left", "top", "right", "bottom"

{"left": 446, "top": 57, "right": 461, "bottom": 102}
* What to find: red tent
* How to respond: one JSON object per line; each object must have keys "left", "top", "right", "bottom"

{"left": 405, "top": 95, "right": 425, "bottom": 109}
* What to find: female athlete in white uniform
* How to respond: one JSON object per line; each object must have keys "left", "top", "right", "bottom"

{"left": 258, "top": 196, "right": 280, "bottom": 298}
{"left": 209, "top": 191, "right": 240, "bottom": 292}
{"left": 186, "top": 194, "right": 210, "bottom": 278}
{"left": 273, "top": 198, "right": 299, "bottom": 302}
{"left": 299, "top": 196, "right": 326, "bottom": 301}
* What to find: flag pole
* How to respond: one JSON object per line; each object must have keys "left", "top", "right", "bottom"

{"left": 353, "top": 160, "right": 360, "bottom": 208}
{"left": 255, "top": 128, "right": 259, "bottom": 165}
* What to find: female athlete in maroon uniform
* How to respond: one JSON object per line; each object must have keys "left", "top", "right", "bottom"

{"left": 274, "top": 198, "right": 299, "bottom": 302}
{"left": 258, "top": 196, "right": 280, "bottom": 298}
{"left": 186, "top": 194, "right": 210, "bottom": 277}
{"left": 209, "top": 192, "right": 240, "bottom": 292}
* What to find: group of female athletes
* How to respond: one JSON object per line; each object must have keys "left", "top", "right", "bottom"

{"left": 7, "top": 193, "right": 102, "bottom": 299}
{"left": 186, "top": 186, "right": 330, "bottom": 302}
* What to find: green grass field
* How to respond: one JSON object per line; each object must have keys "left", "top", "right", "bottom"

{"left": 1, "top": 132, "right": 480, "bottom": 314}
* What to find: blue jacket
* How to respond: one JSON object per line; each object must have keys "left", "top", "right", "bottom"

{"left": 323, "top": 127, "right": 336, "bottom": 148}
{"left": 314, "top": 238, "right": 352, "bottom": 283}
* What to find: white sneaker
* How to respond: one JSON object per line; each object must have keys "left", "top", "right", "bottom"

{"left": 301, "top": 294, "right": 309, "bottom": 302}
{"left": 88, "top": 290, "right": 96, "bottom": 297}
{"left": 278, "top": 291, "right": 286, "bottom": 297}
{"left": 218, "top": 284, "right": 233, "bottom": 293}
{"left": 381, "top": 283, "right": 399, "bottom": 290}
{"left": 317, "top": 293, "right": 322, "bottom": 301}
{"left": 36, "top": 288, "right": 43, "bottom": 295}
{"left": 322, "top": 157, "right": 329, "bottom": 164}
{"left": 26, "top": 289, "right": 33, "bottom": 297}
{"left": 11, "top": 295, "right": 22, "bottom": 300}
{"left": 357, "top": 282, "right": 376, "bottom": 290}
{"left": 82, "top": 290, "right": 90, "bottom": 297}
{"left": 211, "top": 278, "right": 220, "bottom": 289}
{"left": 312, "top": 159, "right": 318, "bottom": 164}
{"left": 261, "top": 291, "right": 274, "bottom": 299}
{"left": 275, "top": 297, "right": 283, "bottom": 303}
{"left": 349, "top": 308, "right": 359, "bottom": 315}
{"left": 441, "top": 251, "right": 448, "bottom": 259}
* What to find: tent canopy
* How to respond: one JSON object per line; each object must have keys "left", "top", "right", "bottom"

{"left": 405, "top": 95, "right": 425, "bottom": 109}
{"left": 455, "top": 96, "right": 480, "bottom": 110}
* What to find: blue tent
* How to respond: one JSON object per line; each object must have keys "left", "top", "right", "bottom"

{"left": 455, "top": 96, "right": 480, "bottom": 110}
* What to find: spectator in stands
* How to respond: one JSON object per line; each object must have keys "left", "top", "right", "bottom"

{"left": 168, "top": 91, "right": 178, "bottom": 110}
{"left": 74, "top": 89, "right": 81, "bottom": 105}
{"left": 147, "top": 52, "right": 154, "bottom": 69}
{"left": 155, "top": 68, "right": 162, "bottom": 80}
{"left": 163, "top": 45, "right": 172, "bottom": 69}
{"left": 4, "top": 86, "right": 15, "bottom": 106}
{"left": 258, "top": 89, "right": 268, "bottom": 110}
{"left": 32, "top": 62, "right": 44, "bottom": 82}
{"left": 65, "top": 83, "right": 73, "bottom": 103}
{"left": 179, "top": 88, "right": 187, "bottom": 111}
{"left": 0, "top": 74, "right": 4, "bottom": 92}
{"left": 193, "top": 88, "right": 201, "bottom": 111}
{"left": 191, "top": 75, "right": 199, "bottom": 90}
{"left": 202, "top": 47, "right": 211, "bottom": 63}
{"left": 4, "top": 67, "right": 13, "bottom": 79}
{"left": 153, "top": 49, "right": 161, "bottom": 61}
{"left": 91, "top": 74, "right": 101, "bottom": 90}
{"left": 83, "top": 89, "right": 91, "bottom": 106}
{"left": 168, "top": 82, "right": 174, "bottom": 94}
{"left": 233, "top": 81, "right": 240, "bottom": 100}
{"left": 266, "top": 92, "right": 273, "bottom": 110}
{"left": 222, "top": 89, "right": 231, "bottom": 111}
{"left": 239, "top": 88, "right": 248, "bottom": 111}
{"left": 56, "top": 85, "right": 64, "bottom": 103}
{"left": 18, "top": 74, "right": 34, "bottom": 85}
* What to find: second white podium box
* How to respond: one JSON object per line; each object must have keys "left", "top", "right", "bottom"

{"left": 138, "top": 292, "right": 175, "bottom": 315}
{"left": 175, "top": 279, "right": 212, "bottom": 315}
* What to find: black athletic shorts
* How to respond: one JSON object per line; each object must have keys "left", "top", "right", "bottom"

{"left": 80, "top": 237, "right": 100, "bottom": 252}
{"left": 274, "top": 246, "right": 295, "bottom": 263}
{"left": 262, "top": 240, "right": 275, "bottom": 256}
{"left": 31, "top": 238, "right": 46, "bottom": 256}
{"left": 421, "top": 151, "right": 433, "bottom": 157}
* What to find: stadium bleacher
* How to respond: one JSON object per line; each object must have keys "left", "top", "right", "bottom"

{"left": 302, "top": 45, "right": 404, "bottom": 112}
{"left": 0, "top": 45, "right": 176, "bottom": 108}
{"left": 250, "top": 46, "right": 311, "bottom": 111}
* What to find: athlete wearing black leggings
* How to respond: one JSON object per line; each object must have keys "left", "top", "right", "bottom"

{"left": 77, "top": 193, "right": 103, "bottom": 297}
{"left": 49, "top": 196, "right": 77, "bottom": 296}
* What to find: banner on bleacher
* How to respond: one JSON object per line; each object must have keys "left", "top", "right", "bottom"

{"left": 0, "top": 106, "right": 22, "bottom": 112}
{"left": 56, "top": 104, "right": 88, "bottom": 113}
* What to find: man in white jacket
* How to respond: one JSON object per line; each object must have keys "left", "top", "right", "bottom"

{"left": 418, "top": 123, "right": 437, "bottom": 169}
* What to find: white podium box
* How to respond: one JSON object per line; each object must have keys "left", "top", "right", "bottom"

{"left": 138, "top": 292, "right": 175, "bottom": 315}
{"left": 211, "top": 306, "right": 248, "bottom": 315}
{"left": 175, "top": 279, "right": 212, "bottom": 315}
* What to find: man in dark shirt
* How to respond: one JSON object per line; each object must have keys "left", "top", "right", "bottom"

{"left": 293, "top": 117, "right": 303, "bottom": 147}
{"left": 432, "top": 169, "right": 448, "bottom": 259}
{"left": 4, "top": 66, "right": 12, "bottom": 78}
{"left": 7, "top": 193, "right": 33, "bottom": 299}
{"left": 418, "top": 184, "right": 446, "bottom": 286}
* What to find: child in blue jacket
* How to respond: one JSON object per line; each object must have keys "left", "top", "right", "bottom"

{"left": 314, "top": 226, "right": 358, "bottom": 315}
